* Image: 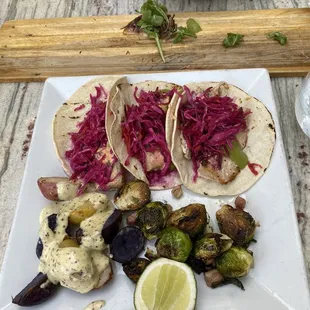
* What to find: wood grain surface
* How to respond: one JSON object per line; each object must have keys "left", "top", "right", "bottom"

{"left": 0, "top": 0, "right": 310, "bottom": 289}
{"left": 0, "top": 8, "right": 310, "bottom": 82}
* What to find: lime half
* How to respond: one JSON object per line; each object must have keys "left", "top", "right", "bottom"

{"left": 134, "top": 258, "right": 197, "bottom": 310}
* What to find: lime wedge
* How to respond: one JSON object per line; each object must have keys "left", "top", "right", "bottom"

{"left": 134, "top": 258, "right": 196, "bottom": 310}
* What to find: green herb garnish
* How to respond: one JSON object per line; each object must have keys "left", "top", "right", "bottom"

{"left": 267, "top": 31, "right": 287, "bottom": 46}
{"left": 124, "top": 0, "right": 201, "bottom": 62}
{"left": 223, "top": 33, "right": 244, "bottom": 48}
{"left": 228, "top": 140, "right": 248, "bottom": 169}
{"left": 173, "top": 19, "right": 202, "bottom": 43}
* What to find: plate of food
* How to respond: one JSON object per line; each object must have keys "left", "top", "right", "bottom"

{"left": 0, "top": 69, "right": 309, "bottom": 310}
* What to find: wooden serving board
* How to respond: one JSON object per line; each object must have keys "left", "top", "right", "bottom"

{"left": 0, "top": 8, "right": 310, "bottom": 82}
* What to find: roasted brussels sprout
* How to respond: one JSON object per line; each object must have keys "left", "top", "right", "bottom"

{"left": 167, "top": 203, "right": 207, "bottom": 238}
{"left": 216, "top": 204, "right": 256, "bottom": 246}
{"left": 114, "top": 180, "right": 151, "bottom": 211}
{"left": 156, "top": 227, "right": 192, "bottom": 262}
{"left": 145, "top": 247, "right": 159, "bottom": 261}
{"left": 123, "top": 258, "right": 151, "bottom": 283}
{"left": 186, "top": 255, "right": 210, "bottom": 274}
{"left": 12, "top": 273, "right": 58, "bottom": 306}
{"left": 216, "top": 247, "right": 254, "bottom": 278}
{"left": 136, "top": 201, "right": 171, "bottom": 240}
{"left": 194, "top": 233, "right": 233, "bottom": 264}
{"left": 110, "top": 226, "right": 145, "bottom": 264}
{"left": 101, "top": 209, "right": 122, "bottom": 244}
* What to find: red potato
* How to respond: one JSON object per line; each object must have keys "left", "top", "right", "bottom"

{"left": 37, "top": 177, "right": 80, "bottom": 201}
{"left": 38, "top": 175, "right": 124, "bottom": 201}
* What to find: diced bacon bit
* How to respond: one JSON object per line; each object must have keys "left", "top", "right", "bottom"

{"left": 248, "top": 163, "right": 263, "bottom": 176}
{"left": 74, "top": 104, "right": 85, "bottom": 111}
{"left": 127, "top": 211, "right": 138, "bottom": 225}
{"left": 171, "top": 185, "right": 183, "bottom": 199}
{"left": 235, "top": 196, "right": 246, "bottom": 210}
{"left": 204, "top": 269, "right": 224, "bottom": 288}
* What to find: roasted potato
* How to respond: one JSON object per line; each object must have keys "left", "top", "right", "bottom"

{"left": 37, "top": 177, "right": 80, "bottom": 201}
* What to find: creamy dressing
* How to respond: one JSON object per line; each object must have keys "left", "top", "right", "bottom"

{"left": 38, "top": 193, "right": 112, "bottom": 293}
{"left": 80, "top": 204, "right": 114, "bottom": 250}
{"left": 56, "top": 181, "right": 80, "bottom": 201}
{"left": 84, "top": 300, "right": 106, "bottom": 310}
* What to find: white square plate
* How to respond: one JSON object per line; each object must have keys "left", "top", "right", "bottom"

{"left": 0, "top": 69, "right": 309, "bottom": 310}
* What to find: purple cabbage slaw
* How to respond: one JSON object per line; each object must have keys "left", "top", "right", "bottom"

{"left": 121, "top": 87, "right": 177, "bottom": 185}
{"left": 65, "top": 85, "right": 118, "bottom": 193}
{"left": 179, "top": 86, "right": 251, "bottom": 181}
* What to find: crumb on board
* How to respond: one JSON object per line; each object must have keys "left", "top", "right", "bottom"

{"left": 21, "top": 118, "right": 36, "bottom": 159}
{"left": 297, "top": 211, "right": 306, "bottom": 223}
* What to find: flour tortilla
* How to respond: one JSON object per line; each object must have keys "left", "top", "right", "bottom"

{"left": 53, "top": 76, "right": 127, "bottom": 190}
{"left": 108, "top": 81, "right": 182, "bottom": 189}
{"left": 169, "top": 82, "right": 276, "bottom": 196}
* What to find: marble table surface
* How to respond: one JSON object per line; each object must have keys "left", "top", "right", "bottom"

{"left": 0, "top": 0, "right": 310, "bottom": 290}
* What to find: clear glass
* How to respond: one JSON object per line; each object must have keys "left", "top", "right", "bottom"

{"left": 295, "top": 72, "right": 310, "bottom": 137}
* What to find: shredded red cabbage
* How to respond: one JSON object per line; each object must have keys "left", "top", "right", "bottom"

{"left": 65, "top": 85, "right": 117, "bottom": 193}
{"left": 74, "top": 104, "right": 85, "bottom": 111}
{"left": 179, "top": 86, "right": 251, "bottom": 181}
{"left": 121, "top": 87, "right": 176, "bottom": 185}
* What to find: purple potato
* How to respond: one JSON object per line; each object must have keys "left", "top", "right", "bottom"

{"left": 110, "top": 226, "right": 145, "bottom": 264}
{"left": 101, "top": 209, "right": 122, "bottom": 244}
{"left": 36, "top": 238, "right": 43, "bottom": 259}
{"left": 12, "top": 273, "right": 58, "bottom": 306}
{"left": 75, "top": 228, "right": 83, "bottom": 244}
{"left": 47, "top": 214, "right": 57, "bottom": 232}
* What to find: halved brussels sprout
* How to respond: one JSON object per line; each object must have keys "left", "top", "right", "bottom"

{"left": 194, "top": 233, "right": 233, "bottom": 264}
{"left": 156, "top": 227, "right": 192, "bottom": 262}
{"left": 114, "top": 180, "right": 151, "bottom": 211}
{"left": 216, "top": 204, "right": 256, "bottom": 246}
{"left": 216, "top": 246, "right": 254, "bottom": 278}
{"left": 136, "top": 201, "right": 171, "bottom": 240}
{"left": 167, "top": 203, "right": 207, "bottom": 238}
{"left": 123, "top": 258, "right": 151, "bottom": 283}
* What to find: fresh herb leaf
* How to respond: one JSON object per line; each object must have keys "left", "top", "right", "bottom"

{"left": 141, "top": 10, "right": 164, "bottom": 26}
{"left": 140, "top": 0, "right": 168, "bottom": 23}
{"left": 173, "top": 26, "right": 195, "bottom": 43}
{"left": 186, "top": 18, "right": 202, "bottom": 34}
{"left": 123, "top": 0, "right": 201, "bottom": 62}
{"left": 173, "top": 19, "right": 202, "bottom": 44}
{"left": 267, "top": 31, "right": 287, "bottom": 46}
{"left": 223, "top": 33, "right": 244, "bottom": 48}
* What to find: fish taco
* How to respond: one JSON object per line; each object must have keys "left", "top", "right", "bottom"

{"left": 108, "top": 81, "right": 182, "bottom": 189}
{"left": 168, "top": 82, "right": 276, "bottom": 196}
{"left": 53, "top": 76, "right": 127, "bottom": 193}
